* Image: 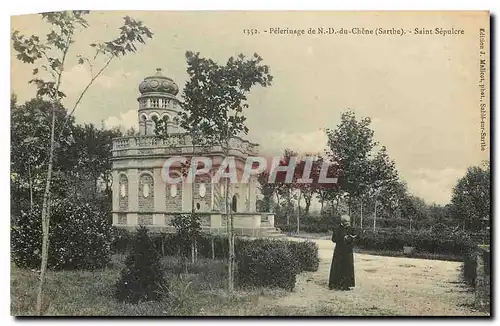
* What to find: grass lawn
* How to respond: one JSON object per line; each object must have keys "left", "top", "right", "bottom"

{"left": 12, "top": 253, "right": 384, "bottom": 316}
{"left": 10, "top": 254, "right": 288, "bottom": 316}
{"left": 11, "top": 243, "right": 485, "bottom": 316}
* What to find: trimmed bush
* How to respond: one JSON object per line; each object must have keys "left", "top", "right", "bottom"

{"left": 114, "top": 226, "right": 166, "bottom": 304}
{"left": 11, "top": 201, "right": 112, "bottom": 270}
{"left": 235, "top": 239, "right": 299, "bottom": 291}
{"left": 355, "top": 228, "right": 474, "bottom": 256}
{"left": 110, "top": 226, "right": 133, "bottom": 254}
{"left": 288, "top": 240, "right": 320, "bottom": 272}
{"left": 112, "top": 230, "right": 320, "bottom": 277}
{"left": 462, "top": 247, "right": 477, "bottom": 287}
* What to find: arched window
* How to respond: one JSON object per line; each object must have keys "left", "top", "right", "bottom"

{"left": 231, "top": 195, "right": 237, "bottom": 212}
{"left": 150, "top": 112, "right": 160, "bottom": 122}
{"left": 166, "top": 176, "right": 183, "bottom": 211}
{"left": 138, "top": 173, "right": 154, "bottom": 211}
{"left": 199, "top": 183, "right": 206, "bottom": 198}
{"left": 161, "top": 114, "right": 171, "bottom": 122}
{"left": 170, "top": 184, "right": 178, "bottom": 197}
{"left": 119, "top": 174, "right": 129, "bottom": 211}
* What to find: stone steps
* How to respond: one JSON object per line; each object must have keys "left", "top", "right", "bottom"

{"left": 259, "top": 227, "right": 286, "bottom": 239}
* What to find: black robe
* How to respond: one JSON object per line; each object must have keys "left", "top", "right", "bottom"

{"left": 328, "top": 225, "right": 355, "bottom": 289}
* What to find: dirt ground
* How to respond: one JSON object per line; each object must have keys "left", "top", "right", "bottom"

{"left": 258, "top": 238, "right": 487, "bottom": 316}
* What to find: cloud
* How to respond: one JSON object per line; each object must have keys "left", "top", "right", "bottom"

{"left": 104, "top": 109, "right": 137, "bottom": 130}
{"left": 255, "top": 129, "right": 328, "bottom": 156}
{"left": 61, "top": 65, "right": 139, "bottom": 96}
{"left": 406, "top": 168, "right": 465, "bottom": 205}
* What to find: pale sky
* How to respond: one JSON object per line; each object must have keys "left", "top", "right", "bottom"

{"left": 11, "top": 11, "right": 490, "bottom": 205}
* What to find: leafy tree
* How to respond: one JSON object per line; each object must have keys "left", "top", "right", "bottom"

{"left": 257, "top": 171, "right": 277, "bottom": 212}
{"left": 292, "top": 154, "right": 322, "bottom": 234}
{"left": 154, "top": 122, "right": 210, "bottom": 265}
{"left": 10, "top": 97, "right": 74, "bottom": 218}
{"left": 275, "top": 149, "right": 298, "bottom": 226}
{"left": 114, "top": 226, "right": 166, "bottom": 304}
{"left": 367, "top": 146, "right": 400, "bottom": 229}
{"left": 65, "top": 123, "right": 121, "bottom": 211}
{"left": 325, "top": 110, "right": 377, "bottom": 218}
{"left": 314, "top": 155, "right": 342, "bottom": 218}
{"left": 11, "top": 98, "right": 120, "bottom": 219}
{"left": 171, "top": 213, "right": 202, "bottom": 267}
{"left": 12, "top": 10, "right": 153, "bottom": 314}
{"left": 450, "top": 163, "right": 490, "bottom": 231}
{"left": 162, "top": 51, "right": 272, "bottom": 292}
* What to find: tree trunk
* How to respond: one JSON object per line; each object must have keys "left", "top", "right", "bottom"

{"left": 373, "top": 200, "right": 377, "bottom": 231}
{"left": 190, "top": 149, "right": 196, "bottom": 263}
{"left": 360, "top": 200, "right": 363, "bottom": 229}
{"left": 36, "top": 104, "right": 56, "bottom": 316}
{"left": 161, "top": 236, "right": 165, "bottom": 256}
{"left": 211, "top": 237, "right": 215, "bottom": 260}
{"left": 195, "top": 238, "right": 198, "bottom": 261}
{"left": 191, "top": 240, "right": 195, "bottom": 264}
{"left": 296, "top": 192, "right": 302, "bottom": 234}
{"left": 320, "top": 199, "right": 324, "bottom": 217}
{"left": 28, "top": 163, "right": 33, "bottom": 212}
{"left": 348, "top": 197, "right": 353, "bottom": 226}
{"left": 225, "top": 175, "right": 234, "bottom": 292}
{"left": 304, "top": 195, "right": 311, "bottom": 216}
{"left": 275, "top": 193, "right": 281, "bottom": 218}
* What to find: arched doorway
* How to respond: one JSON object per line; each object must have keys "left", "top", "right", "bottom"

{"left": 231, "top": 195, "right": 237, "bottom": 212}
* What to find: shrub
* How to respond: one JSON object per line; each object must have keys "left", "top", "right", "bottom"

{"left": 111, "top": 226, "right": 133, "bottom": 254}
{"left": 196, "top": 234, "right": 229, "bottom": 260}
{"left": 462, "top": 247, "right": 477, "bottom": 287}
{"left": 355, "top": 228, "right": 474, "bottom": 256}
{"left": 235, "top": 239, "right": 299, "bottom": 291}
{"left": 171, "top": 213, "right": 202, "bottom": 258}
{"left": 11, "top": 200, "right": 112, "bottom": 270}
{"left": 114, "top": 226, "right": 166, "bottom": 304}
{"left": 288, "top": 240, "right": 319, "bottom": 272}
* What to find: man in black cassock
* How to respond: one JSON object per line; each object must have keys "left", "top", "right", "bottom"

{"left": 329, "top": 214, "right": 356, "bottom": 290}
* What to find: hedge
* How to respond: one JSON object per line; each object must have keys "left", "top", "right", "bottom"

{"left": 111, "top": 229, "right": 320, "bottom": 290}
{"left": 275, "top": 216, "right": 459, "bottom": 234}
{"left": 235, "top": 239, "right": 299, "bottom": 290}
{"left": 355, "top": 228, "right": 474, "bottom": 256}
{"left": 462, "top": 247, "right": 477, "bottom": 287}
{"left": 288, "top": 240, "right": 319, "bottom": 272}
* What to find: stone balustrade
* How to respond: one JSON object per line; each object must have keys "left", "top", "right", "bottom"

{"left": 112, "top": 134, "right": 258, "bottom": 157}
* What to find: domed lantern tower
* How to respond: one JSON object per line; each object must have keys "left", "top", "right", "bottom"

{"left": 137, "top": 68, "right": 182, "bottom": 135}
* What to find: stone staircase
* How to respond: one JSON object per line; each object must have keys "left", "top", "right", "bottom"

{"left": 259, "top": 220, "right": 286, "bottom": 239}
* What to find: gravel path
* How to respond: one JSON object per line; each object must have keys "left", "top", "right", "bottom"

{"left": 259, "top": 238, "right": 486, "bottom": 316}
